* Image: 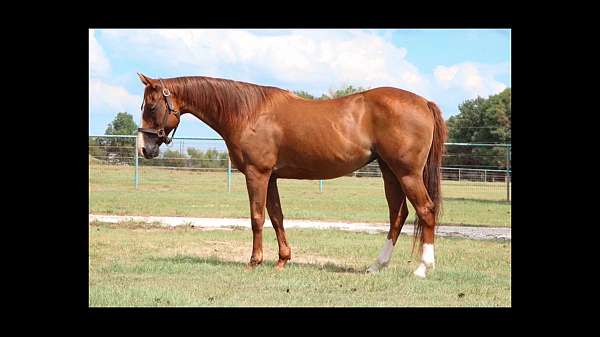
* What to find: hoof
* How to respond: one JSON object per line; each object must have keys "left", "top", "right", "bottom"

{"left": 413, "top": 268, "right": 427, "bottom": 278}
{"left": 275, "top": 256, "right": 290, "bottom": 270}
{"left": 366, "top": 262, "right": 386, "bottom": 274}
{"left": 245, "top": 261, "right": 261, "bottom": 272}
{"left": 413, "top": 262, "right": 434, "bottom": 278}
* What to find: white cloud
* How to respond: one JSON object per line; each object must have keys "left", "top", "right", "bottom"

{"left": 98, "top": 29, "right": 430, "bottom": 96}
{"left": 434, "top": 62, "right": 507, "bottom": 99}
{"left": 89, "top": 29, "right": 111, "bottom": 79}
{"left": 89, "top": 30, "right": 144, "bottom": 133}
{"left": 89, "top": 79, "right": 141, "bottom": 119}
{"left": 90, "top": 29, "right": 509, "bottom": 127}
{"left": 434, "top": 66, "right": 459, "bottom": 83}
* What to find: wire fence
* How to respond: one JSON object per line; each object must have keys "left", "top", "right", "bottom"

{"left": 89, "top": 135, "right": 511, "bottom": 226}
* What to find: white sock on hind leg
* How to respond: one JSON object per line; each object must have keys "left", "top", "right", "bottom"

{"left": 414, "top": 243, "right": 435, "bottom": 278}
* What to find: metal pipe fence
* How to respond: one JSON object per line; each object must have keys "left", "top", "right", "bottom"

{"left": 89, "top": 135, "right": 511, "bottom": 226}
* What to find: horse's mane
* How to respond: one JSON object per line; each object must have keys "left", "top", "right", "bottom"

{"left": 161, "top": 76, "right": 290, "bottom": 127}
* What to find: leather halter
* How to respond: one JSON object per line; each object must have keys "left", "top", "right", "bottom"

{"left": 137, "top": 79, "right": 180, "bottom": 144}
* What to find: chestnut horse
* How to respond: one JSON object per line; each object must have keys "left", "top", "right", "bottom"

{"left": 136, "top": 74, "right": 446, "bottom": 278}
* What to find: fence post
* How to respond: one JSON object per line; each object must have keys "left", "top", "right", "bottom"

{"left": 134, "top": 135, "right": 139, "bottom": 189}
{"left": 319, "top": 179, "right": 324, "bottom": 193}
{"left": 227, "top": 154, "right": 232, "bottom": 193}
{"left": 484, "top": 169, "right": 487, "bottom": 183}
{"left": 506, "top": 146, "right": 510, "bottom": 201}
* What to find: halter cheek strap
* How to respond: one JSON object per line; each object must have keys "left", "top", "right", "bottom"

{"left": 138, "top": 79, "right": 180, "bottom": 144}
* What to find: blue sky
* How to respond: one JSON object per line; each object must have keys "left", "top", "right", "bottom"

{"left": 89, "top": 29, "right": 510, "bottom": 138}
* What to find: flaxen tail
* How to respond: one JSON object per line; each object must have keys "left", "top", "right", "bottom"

{"left": 412, "top": 101, "right": 447, "bottom": 254}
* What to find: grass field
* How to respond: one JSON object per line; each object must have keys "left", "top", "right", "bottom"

{"left": 89, "top": 221, "right": 511, "bottom": 307}
{"left": 89, "top": 165, "right": 511, "bottom": 227}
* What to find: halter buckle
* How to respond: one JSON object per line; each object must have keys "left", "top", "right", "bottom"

{"left": 162, "top": 88, "right": 171, "bottom": 97}
{"left": 157, "top": 129, "right": 166, "bottom": 138}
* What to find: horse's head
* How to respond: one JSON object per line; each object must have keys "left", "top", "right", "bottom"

{"left": 137, "top": 73, "right": 182, "bottom": 159}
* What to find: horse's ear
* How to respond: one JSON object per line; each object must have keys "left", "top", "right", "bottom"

{"left": 137, "top": 72, "right": 154, "bottom": 86}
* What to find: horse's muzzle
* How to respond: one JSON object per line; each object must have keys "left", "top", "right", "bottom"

{"left": 141, "top": 146, "right": 159, "bottom": 159}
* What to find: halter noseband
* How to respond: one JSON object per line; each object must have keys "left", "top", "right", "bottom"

{"left": 137, "top": 79, "right": 180, "bottom": 145}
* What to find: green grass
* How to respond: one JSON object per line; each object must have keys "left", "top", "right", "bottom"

{"left": 89, "top": 221, "right": 511, "bottom": 307}
{"left": 90, "top": 165, "right": 511, "bottom": 227}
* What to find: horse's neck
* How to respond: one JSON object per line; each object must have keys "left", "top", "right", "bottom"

{"left": 182, "top": 98, "right": 239, "bottom": 142}
{"left": 187, "top": 109, "right": 224, "bottom": 137}
{"left": 177, "top": 80, "right": 273, "bottom": 142}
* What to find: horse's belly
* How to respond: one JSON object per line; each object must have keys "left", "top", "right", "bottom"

{"left": 273, "top": 148, "right": 374, "bottom": 180}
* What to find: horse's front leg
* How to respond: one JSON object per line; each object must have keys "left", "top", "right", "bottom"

{"left": 266, "top": 177, "right": 291, "bottom": 270}
{"left": 244, "top": 165, "right": 271, "bottom": 269}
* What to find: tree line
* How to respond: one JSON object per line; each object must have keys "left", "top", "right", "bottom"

{"left": 445, "top": 88, "right": 511, "bottom": 170}
{"left": 90, "top": 85, "right": 511, "bottom": 170}
{"left": 146, "top": 148, "right": 229, "bottom": 168}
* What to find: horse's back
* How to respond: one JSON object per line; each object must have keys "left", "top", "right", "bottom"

{"left": 261, "top": 87, "right": 433, "bottom": 179}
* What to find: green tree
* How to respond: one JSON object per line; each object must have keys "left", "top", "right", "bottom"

{"left": 187, "top": 147, "right": 204, "bottom": 167}
{"left": 89, "top": 137, "right": 108, "bottom": 163}
{"left": 203, "top": 149, "right": 228, "bottom": 168}
{"left": 187, "top": 147, "right": 229, "bottom": 169}
{"left": 105, "top": 112, "right": 138, "bottom": 135}
{"left": 447, "top": 88, "right": 511, "bottom": 144}
{"left": 293, "top": 90, "right": 316, "bottom": 100}
{"left": 445, "top": 88, "right": 511, "bottom": 169}
{"left": 90, "top": 112, "right": 139, "bottom": 165}
{"left": 294, "top": 85, "right": 369, "bottom": 100}
{"left": 161, "top": 148, "right": 186, "bottom": 167}
{"left": 326, "top": 84, "right": 369, "bottom": 99}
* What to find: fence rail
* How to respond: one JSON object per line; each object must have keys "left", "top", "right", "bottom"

{"left": 89, "top": 135, "right": 511, "bottom": 227}
{"left": 89, "top": 135, "right": 511, "bottom": 200}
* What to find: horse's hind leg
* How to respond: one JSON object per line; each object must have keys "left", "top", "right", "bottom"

{"left": 376, "top": 135, "right": 438, "bottom": 277}
{"left": 395, "top": 171, "right": 437, "bottom": 278}
{"left": 366, "top": 159, "right": 409, "bottom": 273}
{"left": 266, "top": 177, "right": 291, "bottom": 270}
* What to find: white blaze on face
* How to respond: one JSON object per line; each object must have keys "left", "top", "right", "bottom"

{"left": 137, "top": 112, "right": 146, "bottom": 156}
{"left": 414, "top": 243, "right": 435, "bottom": 278}
{"left": 137, "top": 131, "right": 145, "bottom": 156}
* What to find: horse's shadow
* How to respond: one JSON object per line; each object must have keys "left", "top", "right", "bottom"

{"left": 148, "top": 255, "right": 366, "bottom": 274}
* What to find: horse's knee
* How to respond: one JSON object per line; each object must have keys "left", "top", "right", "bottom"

{"left": 415, "top": 204, "right": 435, "bottom": 227}
{"left": 251, "top": 214, "right": 265, "bottom": 229}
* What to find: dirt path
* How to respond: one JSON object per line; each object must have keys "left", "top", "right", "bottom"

{"left": 89, "top": 214, "right": 511, "bottom": 241}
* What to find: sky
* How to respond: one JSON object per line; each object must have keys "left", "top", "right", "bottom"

{"left": 89, "top": 29, "right": 511, "bottom": 138}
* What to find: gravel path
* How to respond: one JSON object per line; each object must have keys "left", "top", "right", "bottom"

{"left": 89, "top": 214, "right": 510, "bottom": 241}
